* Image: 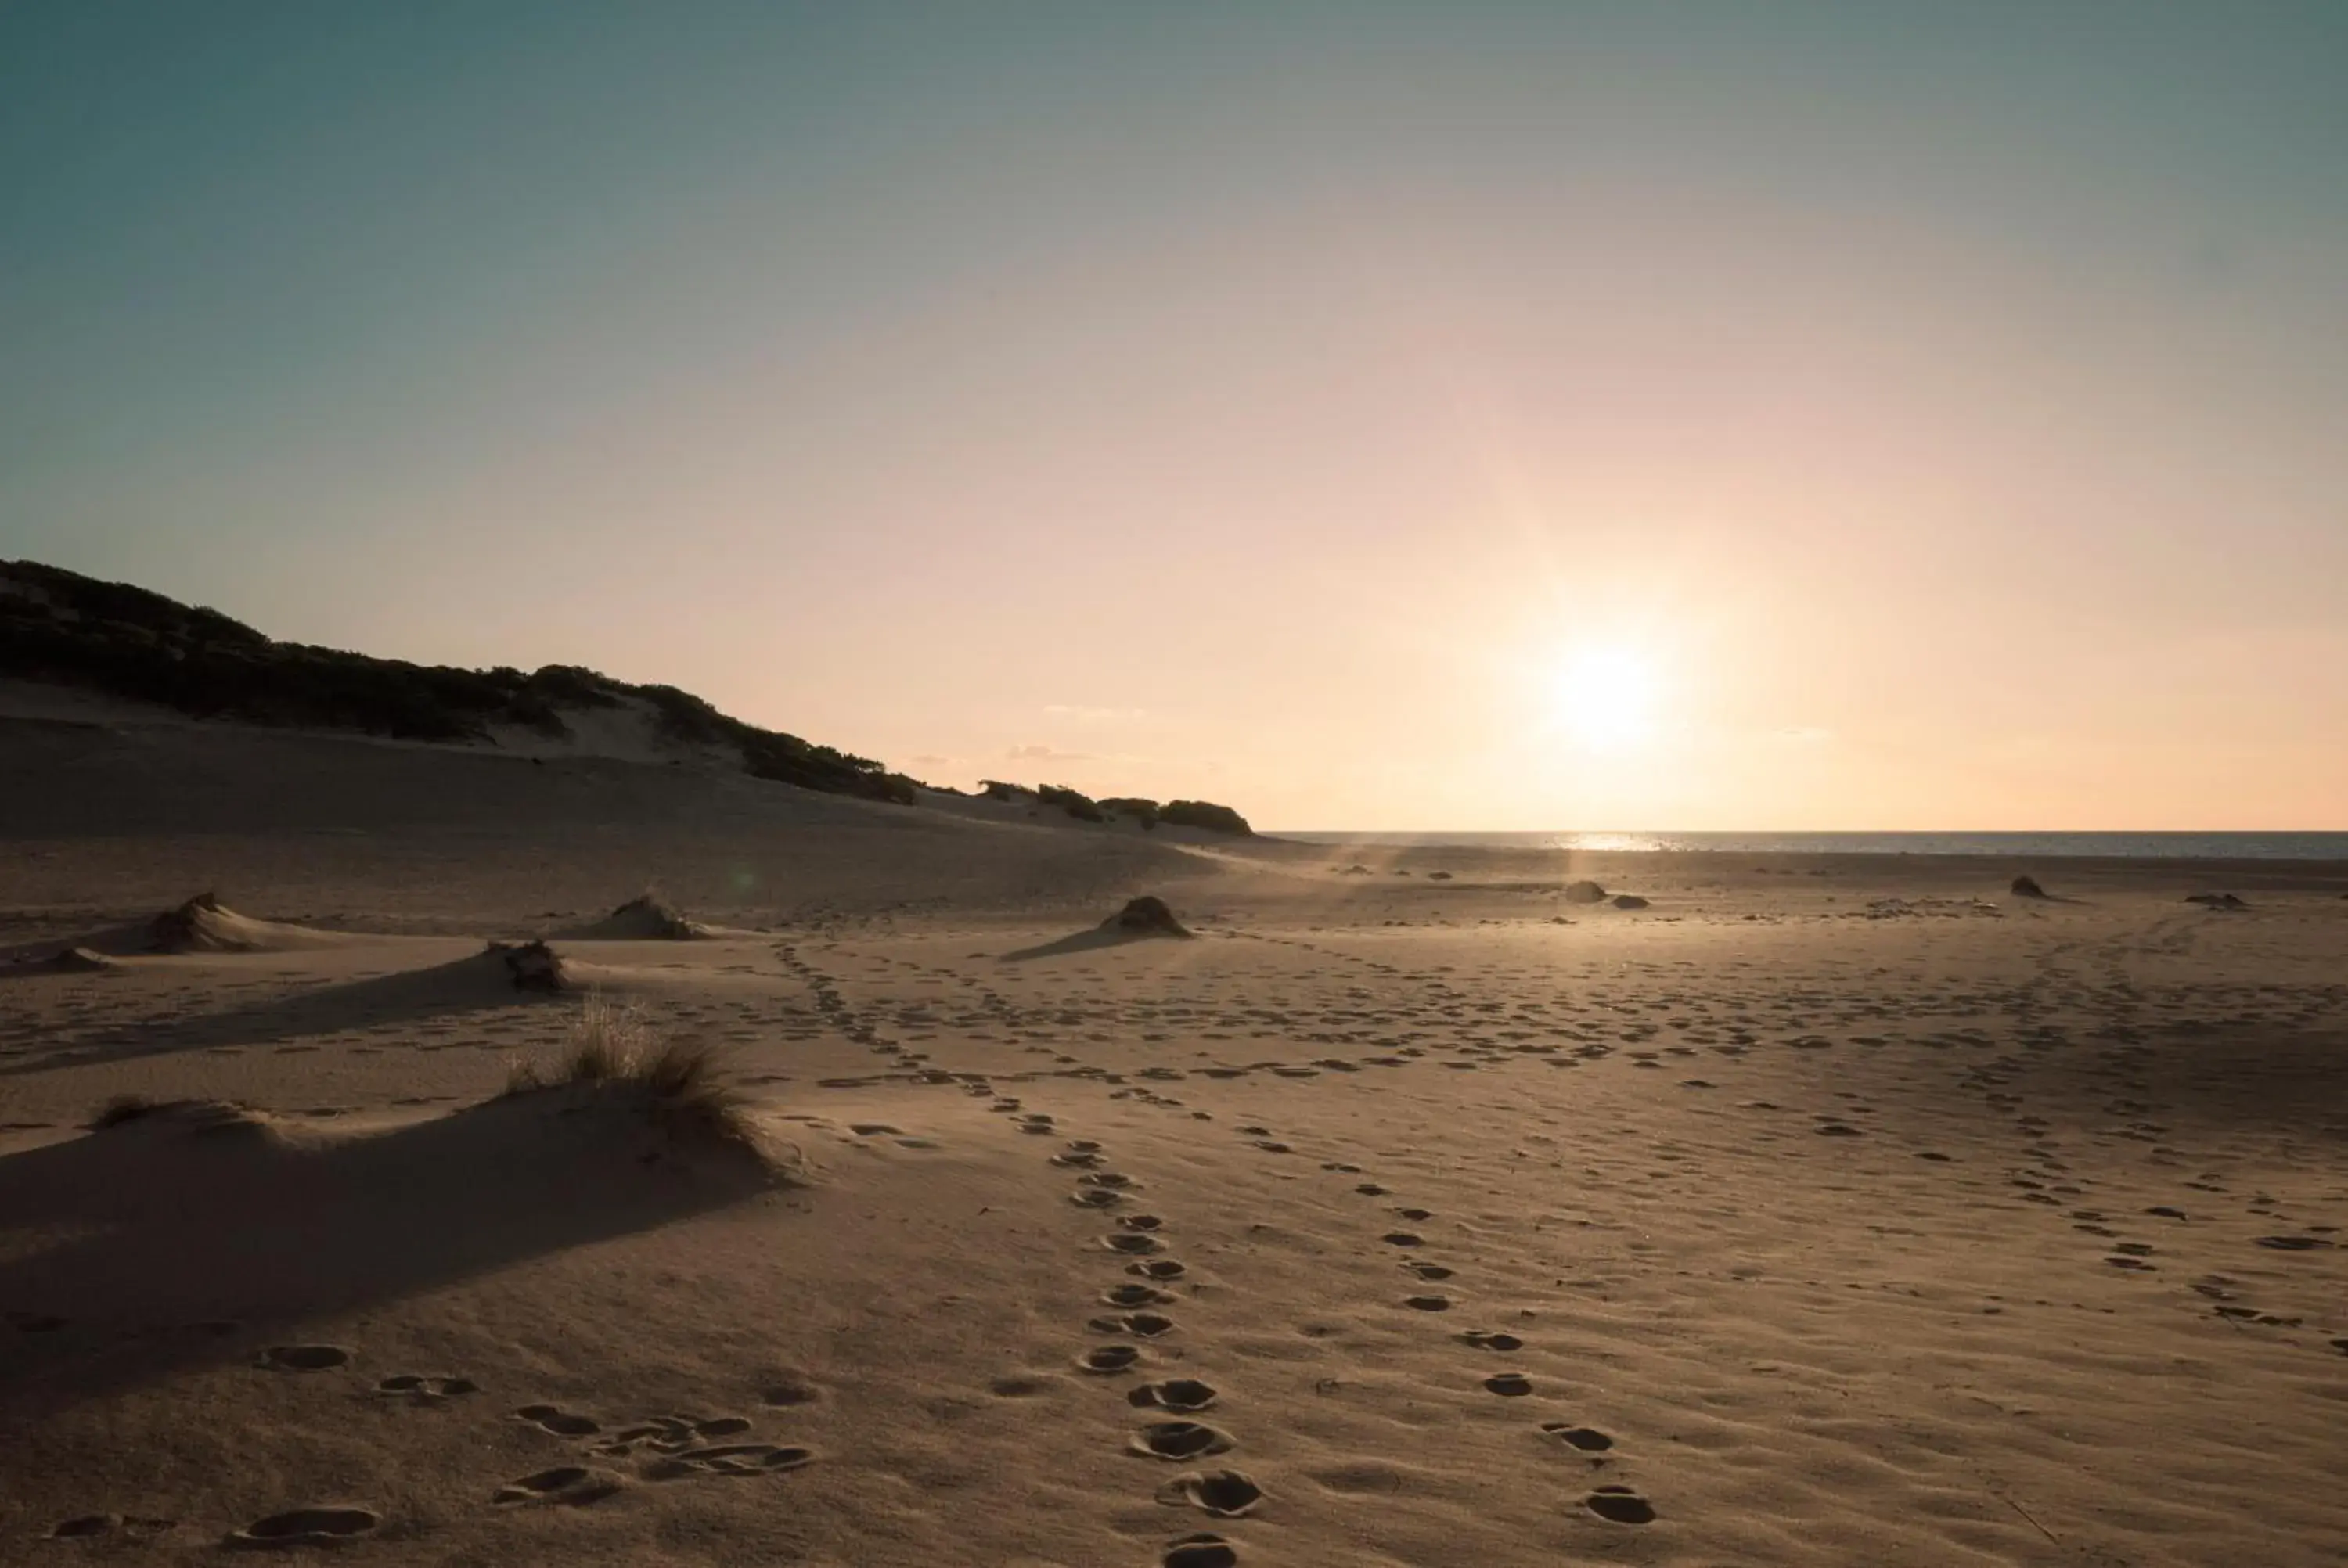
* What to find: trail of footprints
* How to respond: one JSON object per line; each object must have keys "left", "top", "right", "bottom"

{"left": 45, "top": 1340, "right": 817, "bottom": 1543}
{"left": 989, "top": 1095, "right": 1254, "bottom": 1568}
{"left": 1005, "top": 1091, "right": 1658, "bottom": 1565}
{"left": 1248, "top": 1117, "right": 1662, "bottom": 1533}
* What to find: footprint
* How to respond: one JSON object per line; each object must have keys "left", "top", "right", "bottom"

{"left": 1157, "top": 1469, "right": 1263, "bottom": 1517}
{"left": 1163, "top": 1534, "right": 1240, "bottom": 1568}
{"left": 648, "top": 1443, "right": 814, "bottom": 1477}
{"left": 374, "top": 1375, "right": 478, "bottom": 1399}
{"left": 46, "top": 1516, "right": 175, "bottom": 1540}
{"left": 1071, "top": 1188, "right": 1124, "bottom": 1208}
{"left": 1402, "top": 1295, "right": 1452, "bottom": 1311}
{"left": 1129, "top": 1379, "right": 1219, "bottom": 1412}
{"left": 1129, "top": 1259, "right": 1189, "bottom": 1281}
{"left": 1107, "top": 1233, "right": 1165, "bottom": 1255}
{"left": 1405, "top": 1261, "right": 1454, "bottom": 1281}
{"left": 1105, "top": 1283, "right": 1176, "bottom": 1307}
{"left": 225, "top": 1507, "right": 380, "bottom": 1548}
{"left": 1354, "top": 1183, "right": 1389, "bottom": 1196}
{"left": 1392, "top": 1207, "right": 1433, "bottom": 1221}
{"left": 1543, "top": 1423, "right": 1615, "bottom": 1451}
{"left": 1585, "top": 1485, "right": 1655, "bottom": 1523}
{"left": 1483, "top": 1372, "right": 1532, "bottom": 1396}
{"left": 1081, "top": 1346, "right": 1143, "bottom": 1374}
{"left": 1460, "top": 1330, "right": 1523, "bottom": 1351}
{"left": 762, "top": 1379, "right": 821, "bottom": 1407}
{"left": 1091, "top": 1312, "right": 1177, "bottom": 1337}
{"left": 989, "top": 1376, "right": 1053, "bottom": 1397}
{"left": 256, "top": 1345, "right": 350, "bottom": 1372}
{"left": 1121, "top": 1214, "right": 1165, "bottom": 1232}
{"left": 1381, "top": 1232, "right": 1424, "bottom": 1247}
{"left": 1133, "top": 1420, "right": 1237, "bottom": 1460}
{"left": 492, "top": 1466, "right": 621, "bottom": 1506}
{"left": 515, "top": 1404, "right": 600, "bottom": 1437}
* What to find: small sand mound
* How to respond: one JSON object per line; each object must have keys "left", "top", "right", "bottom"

{"left": 573, "top": 894, "right": 712, "bottom": 940}
{"left": 1562, "top": 879, "right": 1608, "bottom": 904}
{"left": 2010, "top": 875, "right": 2049, "bottom": 899}
{"left": 487, "top": 939, "right": 569, "bottom": 992}
{"left": 1106, "top": 897, "right": 1192, "bottom": 938}
{"left": 143, "top": 893, "right": 340, "bottom": 954}
{"left": 88, "top": 1095, "right": 276, "bottom": 1142}
{"left": 41, "top": 946, "right": 116, "bottom": 973}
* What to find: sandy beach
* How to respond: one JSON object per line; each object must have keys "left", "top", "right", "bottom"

{"left": 4, "top": 714, "right": 2344, "bottom": 1566}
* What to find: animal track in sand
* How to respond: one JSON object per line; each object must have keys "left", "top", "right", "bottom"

{"left": 515, "top": 1404, "right": 601, "bottom": 1437}
{"left": 256, "top": 1345, "right": 349, "bottom": 1372}
{"left": 1402, "top": 1295, "right": 1452, "bottom": 1311}
{"left": 374, "top": 1375, "right": 478, "bottom": 1399}
{"left": 1133, "top": 1420, "right": 1237, "bottom": 1460}
{"left": 492, "top": 1466, "right": 621, "bottom": 1506}
{"left": 1460, "top": 1330, "right": 1523, "bottom": 1351}
{"left": 1082, "top": 1346, "right": 1143, "bottom": 1373}
{"left": 1093, "top": 1311, "right": 1179, "bottom": 1337}
{"left": 1585, "top": 1485, "right": 1656, "bottom": 1523}
{"left": 225, "top": 1507, "right": 380, "bottom": 1548}
{"left": 1381, "top": 1232, "right": 1424, "bottom": 1246}
{"left": 1106, "top": 1233, "right": 1165, "bottom": 1255}
{"left": 1483, "top": 1372, "right": 1532, "bottom": 1396}
{"left": 1129, "top": 1259, "right": 1188, "bottom": 1280}
{"left": 1392, "top": 1207, "right": 1432, "bottom": 1221}
{"left": 1129, "top": 1378, "right": 1219, "bottom": 1412}
{"left": 1542, "top": 1423, "right": 1614, "bottom": 1451}
{"left": 1404, "top": 1261, "right": 1454, "bottom": 1280}
{"left": 1121, "top": 1214, "right": 1165, "bottom": 1231}
{"left": 1071, "top": 1188, "right": 1124, "bottom": 1208}
{"left": 1163, "top": 1534, "right": 1240, "bottom": 1568}
{"left": 1354, "top": 1183, "right": 1388, "bottom": 1196}
{"left": 1158, "top": 1469, "right": 1263, "bottom": 1517}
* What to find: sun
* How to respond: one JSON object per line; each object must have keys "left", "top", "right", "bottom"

{"left": 1547, "top": 644, "right": 1662, "bottom": 753}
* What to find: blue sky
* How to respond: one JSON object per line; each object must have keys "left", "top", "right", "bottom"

{"left": 4, "top": 2, "right": 2343, "bottom": 826}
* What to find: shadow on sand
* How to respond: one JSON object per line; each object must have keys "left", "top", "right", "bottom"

{"left": 0, "top": 950, "right": 561, "bottom": 1077}
{"left": 0, "top": 1095, "right": 776, "bottom": 1420}
{"left": 996, "top": 926, "right": 1187, "bottom": 963}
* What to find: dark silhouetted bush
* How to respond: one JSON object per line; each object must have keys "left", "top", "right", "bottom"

{"left": 1159, "top": 800, "right": 1252, "bottom": 836}
{"left": 1100, "top": 797, "right": 1160, "bottom": 829}
{"left": 1039, "top": 783, "right": 1105, "bottom": 822}
{"left": 1, "top": 559, "right": 917, "bottom": 805}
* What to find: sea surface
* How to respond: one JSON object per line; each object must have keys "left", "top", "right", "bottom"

{"left": 1273, "top": 831, "right": 2348, "bottom": 861}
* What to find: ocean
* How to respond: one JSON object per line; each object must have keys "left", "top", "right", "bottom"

{"left": 1272, "top": 831, "right": 2348, "bottom": 861}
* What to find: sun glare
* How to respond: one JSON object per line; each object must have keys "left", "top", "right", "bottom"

{"left": 1548, "top": 645, "right": 1662, "bottom": 753}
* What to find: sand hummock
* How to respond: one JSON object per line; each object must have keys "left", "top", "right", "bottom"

{"left": 1107, "top": 895, "right": 1192, "bottom": 937}
{"left": 564, "top": 894, "right": 715, "bottom": 941}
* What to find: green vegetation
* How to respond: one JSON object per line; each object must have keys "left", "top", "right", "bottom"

{"left": 1037, "top": 782, "right": 1106, "bottom": 822}
{"left": 0, "top": 559, "right": 917, "bottom": 804}
{"left": 1100, "top": 797, "right": 1160, "bottom": 829}
{"left": 1160, "top": 799, "right": 1253, "bottom": 836}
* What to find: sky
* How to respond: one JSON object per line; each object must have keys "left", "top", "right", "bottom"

{"left": 3, "top": 1, "right": 2344, "bottom": 830}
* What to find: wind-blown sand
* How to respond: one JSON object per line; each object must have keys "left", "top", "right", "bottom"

{"left": 3, "top": 714, "right": 2345, "bottom": 1564}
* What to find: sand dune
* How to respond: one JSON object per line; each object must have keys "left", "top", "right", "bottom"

{"left": 2, "top": 723, "right": 2344, "bottom": 1563}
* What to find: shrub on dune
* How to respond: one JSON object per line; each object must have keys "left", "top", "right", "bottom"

{"left": 503, "top": 996, "right": 764, "bottom": 1158}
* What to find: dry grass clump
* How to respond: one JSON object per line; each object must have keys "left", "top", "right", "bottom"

{"left": 86, "top": 1095, "right": 268, "bottom": 1138}
{"left": 504, "top": 994, "right": 764, "bottom": 1156}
